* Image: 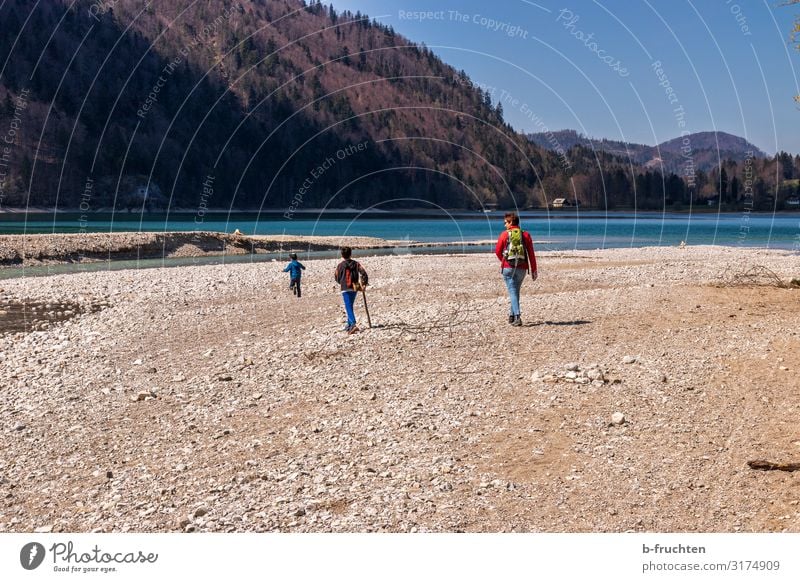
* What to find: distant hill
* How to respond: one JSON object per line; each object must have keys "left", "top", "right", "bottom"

{"left": 527, "top": 130, "right": 767, "bottom": 173}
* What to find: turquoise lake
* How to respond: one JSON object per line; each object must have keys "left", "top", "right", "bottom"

{"left": 2, "top": 211, "right": 800, "bottom": 251}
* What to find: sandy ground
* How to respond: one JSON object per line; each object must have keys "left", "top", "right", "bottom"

{"left": 1, "top": 245, "right": 799, "bottom": 533}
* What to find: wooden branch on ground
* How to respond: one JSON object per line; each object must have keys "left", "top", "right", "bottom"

{"left": 747, "top": 460, "right": 800, "bottom": 472}
{"left": 382, "top": 296, "right": 480, "bottom": 337}
{"left": 718, "top": 265, "right": 791, "bottom": 288}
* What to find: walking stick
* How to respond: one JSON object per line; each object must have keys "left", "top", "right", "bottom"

{"left": 360, "top": 284, "right": 372, "bottom": 328}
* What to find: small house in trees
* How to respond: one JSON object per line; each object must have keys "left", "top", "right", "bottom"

{"left": 126, "top": 183, "right": 166, "bottom": 211}
{"left": 552, "top": 198, "right": 577, "bottom": 208}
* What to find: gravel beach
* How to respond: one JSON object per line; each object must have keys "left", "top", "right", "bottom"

{"left": 1, "top": 245, "right": 799, "bottom": 533}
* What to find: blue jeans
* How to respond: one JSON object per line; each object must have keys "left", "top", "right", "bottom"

{"left": 502, "top": 267, "right": 527, "bottom": 316}
{"left": 342, "top": 290, "right": 357, "bottom": 326}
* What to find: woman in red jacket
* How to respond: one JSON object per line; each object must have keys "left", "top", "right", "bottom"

{"left": 495, "top": 212, "right": 537, "bottom": 326}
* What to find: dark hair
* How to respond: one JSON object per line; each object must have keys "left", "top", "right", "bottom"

{"left": 340, "top": 246, "right": 352, "bottom": 259}
{"left": 504, "top": 212, "right": 520, "bottom": 226}
{"left": 289, "top": 253, "right": 298, "bottom": 260}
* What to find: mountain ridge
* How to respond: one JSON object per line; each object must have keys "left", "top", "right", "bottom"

{"left": 527, "top": 129, "right": 768, "bottom": 174}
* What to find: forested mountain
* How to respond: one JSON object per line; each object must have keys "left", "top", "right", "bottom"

{"left": 528, "top": 129, "right": 799, "bottom": 209}
{"left": 0, "top": 0, "right": 548, "bottom": 211}
{"left": 528, "top": 129, "right": 767, "bottom": 173}
{"left": 0, "top": 1, "right": 797, "bottom": 212}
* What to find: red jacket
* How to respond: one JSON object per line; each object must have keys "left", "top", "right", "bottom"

{"left": 495, "top": 227, "right": 537, "bottom": 272}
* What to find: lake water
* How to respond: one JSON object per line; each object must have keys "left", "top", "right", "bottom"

{"left": 2, "top": 211, "right": 800, "bottom": 251}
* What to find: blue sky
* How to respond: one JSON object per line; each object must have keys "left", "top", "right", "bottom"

{"left": 329, "top": 0, "right": 800, "bottom": 154}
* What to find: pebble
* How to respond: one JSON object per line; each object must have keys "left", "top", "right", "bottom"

{"left": 34, "top": 525, "right": 53, "bottom": 533}
{"left": 611, "top": 412, "right": 626, "bottom": 425}
{"left": 622, "top": 356, "right": 637, "bottom": 364}
{"left": 566, "top": 363, "right": 580, "bottom": 371}
{"left": 587, "top": 369, "right": 605, "bottom": 382}
{"left": 13, "top": 422, "right": 26, "bottom": 431}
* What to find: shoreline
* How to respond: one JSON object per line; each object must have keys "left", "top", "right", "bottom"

{"left": 0, "top": 231, "right": 507, "bottom": 269}
{"left": 2, "top": 207, "right": 799, "bottom": 216}
{"left": 1, "top": 230, "right": 797, "bottom": 271}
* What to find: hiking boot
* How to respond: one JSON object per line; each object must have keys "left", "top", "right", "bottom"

{"left": 347, "top": 325, "right": 360, "bottom": 335}
{"left": 508, "top": 315, "right": 515, "bottom": 324}
{"left": 511, "top": 316, "right": 522, "bottom": 327}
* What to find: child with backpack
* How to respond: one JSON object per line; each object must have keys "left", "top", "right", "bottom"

{"left": 334, "top": 246, "right": 369, "bottom": 334}
{"left": 495, "top": 212, "right": 537, "bottom": 326}
{"left": 283, "top": 253, "right": 306, "bottom": 298}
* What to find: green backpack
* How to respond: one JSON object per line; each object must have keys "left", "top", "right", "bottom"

{"left": 505, "top": 228, "right": 527, "bottom": 262}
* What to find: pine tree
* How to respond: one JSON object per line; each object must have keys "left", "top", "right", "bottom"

{"left": 720, "top": 167, "right": 729, "bottom": 203}
{"left": 2, "top": 93, "right": 13, "bottom": 116}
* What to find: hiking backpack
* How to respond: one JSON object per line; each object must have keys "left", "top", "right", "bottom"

{"left": 505, "top": 228, "right": 527, "bottom": 262}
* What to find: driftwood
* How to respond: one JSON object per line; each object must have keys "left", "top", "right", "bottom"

{"left": 747, "top": 460, "right": 800, "bottom": 472}
{"left": 382, "top": 296, "right": 480, "bottom": 337}
{"left": 719, "top": 265, "right": 791, "bottom": 288}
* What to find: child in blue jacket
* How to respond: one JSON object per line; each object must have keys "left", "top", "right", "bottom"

{"left": 283, "top": 253, "right": 306, "bottom": 297}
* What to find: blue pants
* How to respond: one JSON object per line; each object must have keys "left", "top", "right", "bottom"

{"left": 342, "top": 290, "right": 357, "bottom": 326}
{"left": 502, "top": 267, "right": 527, "bottom": 316}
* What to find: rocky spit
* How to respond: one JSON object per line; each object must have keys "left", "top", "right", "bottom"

{"left": 0, "top": 232, "right": 408, "bottom": 267}
{"left": 0, "top": 231, "right": 497, "bottom": 268}
{"left": 1, "top": 245, "right": 800, "bottom": 533}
